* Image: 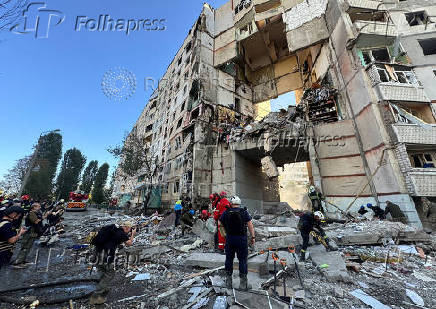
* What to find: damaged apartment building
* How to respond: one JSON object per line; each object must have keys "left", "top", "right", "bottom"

{"left": 113, "top": 0, "right": 436, "bottom": 228}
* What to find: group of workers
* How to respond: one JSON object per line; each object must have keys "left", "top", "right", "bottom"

{"left": 0, "top": 195, "right": 66, "bottom": 269}
{"left": 358, "top": 201, "right": 408, "bottom": 224}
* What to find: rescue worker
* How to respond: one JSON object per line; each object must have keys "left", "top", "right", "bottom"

{"left": 367, "top": 203, "right": 386, "bottom": 219}
{"left": 174, "top": 198, "right": 183, "bottom": 227}
{"left": 181, "top": 206, "right": 195, "bottom": 236}
{"left": 308, "top": 186, "right": 325, "bottom": 213}
{"left": 0, "top": 206, "right": 27, "bottom": 269}
{"left": 218, "top": 196, "right": 255, "bottom": 290}
{"left": 384, "top": 201, "right": 407, "bottom": 224}
{"left": 358, "top": 205, "right": 368, "bottom": 216}
{"left": 214, "top": 191, "right": 231, "bottom": 252}
{"left": 20, "top": 195, "right": 31, "bottom": 213}
{"left": 199, "top": 209, "right": 211, "bottom": 221}
{"left": 90, "top": 221, "right": 136, "bottom": 305}
{"left": 210, "top": 193, "right": 220, "bottom": 249}
{"left": 13, "top": 203, "right": 51, "bottom": 267}
{"left": 298, "top": 211, "right": 335, "bottom": 261}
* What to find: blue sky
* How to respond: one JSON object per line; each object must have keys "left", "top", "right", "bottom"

{"left": 0, "top": 0, "right": 228, "bottom": 179}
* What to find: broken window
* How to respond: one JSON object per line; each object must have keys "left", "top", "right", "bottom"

{"left": 418, "top": 38, "right": 436, "bottom": 56}
{"left": 395, "top": 70, "right": 418, "bottom": 85}
{"left": 176, "top": 118, "right": 183, "bottom": 129}
{"left": 185, "top": 42, "right": 192, "bottom": 53}
{"left": 177, "top": 57, "right": 182, "bottom": 66}
{"left": 173, "top": 181, "right": 180, "bottom": 194}
{"left": 183, "top": 85, "right": 187, "bottom": 94}
{"left": 185, "top": 57, "right": 190, "bottom": 66}
{"left": 409, "top": 153, "right": 436, "bottom": 168}
{"left": 372, "top": 48, "right": 390, "bottom": 62}
{"left": 191, "top": 108, "right": 200, "bottom": 121}
{"left": 235, "top": 0, "right": 252, "bottom": 14}
{"left": 377, "top": 67, "right": 390, "bottom": 82}
{"left": 362, "top": 51, "right": 372, "bottom": 65}
{"left": 181, "top": 101, "right": 185, "bottom": 112}
{"left": 235, "top": 97, "right": 241, "bottom": 112}
{"left": 405, "top": 11, "right": 428, "bottom": 26}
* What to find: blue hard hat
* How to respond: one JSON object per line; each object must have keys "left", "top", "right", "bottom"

{"left": 367, "top": 203, "right": 373, "bottom": 208}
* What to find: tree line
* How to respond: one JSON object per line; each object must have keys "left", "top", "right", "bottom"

{"left": 0, "top": 132, "right": 111, "bottom": 204}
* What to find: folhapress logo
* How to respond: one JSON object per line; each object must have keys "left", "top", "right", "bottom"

{"left": 10, "top": 2, "right": 65, "bottom": 39}
{"left": 75, "top": 15, "right": 166, "bottom": 36}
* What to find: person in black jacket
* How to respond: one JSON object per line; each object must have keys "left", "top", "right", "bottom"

{"left": 0, "top": 207, "right": 27, "bottom": 268}
{"left": 298, "top": 211, "right": 334, "bottom": 261}
{"left": 367, "top": 203, "right": 386, "bottom": 219}
{"left": 89, "top": 221, "right": 136, "bottom": 305}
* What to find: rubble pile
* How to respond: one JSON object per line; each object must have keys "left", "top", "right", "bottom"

{"left": 11, "top": 208, "right": 432, "bottom": 309}
{"left": 227, "top": 106, "right": 307, "bottom": 144}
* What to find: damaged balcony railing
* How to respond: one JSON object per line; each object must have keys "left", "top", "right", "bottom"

{"left": 366, "top": 63, "right": 430, "bottom": 102}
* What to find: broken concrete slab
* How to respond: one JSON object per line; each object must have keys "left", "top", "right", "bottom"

{"left": 185, "top": 251, "right": 297, "bottom": 272}
{"left": 328, "top": 221, "right": 431, "bottom": 246}
{"left": 254, "top": 235, "right": 301, "bottom": 251}
{"left": 261, "top": 156, "right": 279, "bottom": 178}
{"left": 255, "top": 226, "right": 298, "bottom": 238}
{"left": 309, "top": 245, "right": 350, "bottom": 282}
{"left": 192, "top": 219, "right": 215, "bottom": 247}
{"left": 234, "top": 289, "right": 287, "bottom": 309}
{"left": 349, "top": 289, "right": 391, "bottom": 309}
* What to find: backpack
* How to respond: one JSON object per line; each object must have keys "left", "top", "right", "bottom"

{"left": 226, "top": 209, "right": 245, "bottom": 236}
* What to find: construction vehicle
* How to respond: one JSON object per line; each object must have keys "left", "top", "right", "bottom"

{"left": 66, "top": 191, "right": 88, "bottom": 212}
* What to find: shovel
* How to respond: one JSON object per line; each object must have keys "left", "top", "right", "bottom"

{"left": 258, "top": 247, "right": 271, "bottom": 277}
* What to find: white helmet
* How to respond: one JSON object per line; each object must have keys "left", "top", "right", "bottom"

{"left": 309, "top": 186, "right": 315, "bottom": 193}
{"left": 230, "top": 196, "right": 241, "bottom": 205}
{"left": 314, "top": 211, "right": 325, "bottom": 220}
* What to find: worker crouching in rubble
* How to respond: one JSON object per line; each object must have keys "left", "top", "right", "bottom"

{"left": 89, "top": 221, "right": 136, "bottom": 305}
{"left": 181, "top": 206, "right": 195, "bottom": 236}
{"left": 218, "top": 196, "right": 255, "bottom": 290}
{"left": 384, "top": 201, "right": 408, "bottom": 224}
{"left": 297, "top": 211, "right": 336, "bottom": 261}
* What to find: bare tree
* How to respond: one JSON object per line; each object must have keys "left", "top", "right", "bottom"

{"left": 0, "top": 155, "right": 32, "bottom": 194}
{"left": 108, "top": 128, "right": 159, "bottom": 215}
{"left": 0, "top": 0, "right": 29, "bottom": 31}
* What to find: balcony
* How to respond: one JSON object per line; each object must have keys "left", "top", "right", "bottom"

{"left": 353, "top": 21, "right": 397, "bottom": 47}
{"left": 366, "top": 64, "right": 431, "bottom": 103}
{"left": 392, "top": 123, "right": 436, "bottom": 145}
{"left": 347, "top": 0, "right": 385, "bottom": 10}
{"left": 376, "top": 83, "right": 430, "bottom": 103}
{"left": 409, "top": 169, "right": 436, "bottom": 196}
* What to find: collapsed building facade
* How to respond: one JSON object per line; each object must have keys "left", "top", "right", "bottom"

{"left": 113, "top": 0, "right": 436, "bottom": 228}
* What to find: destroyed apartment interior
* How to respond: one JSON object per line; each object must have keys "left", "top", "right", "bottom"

{"left": 2, "top": 0, "right": 436, "bottom": 308}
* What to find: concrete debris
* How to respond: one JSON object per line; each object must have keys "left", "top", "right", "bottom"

{"left": 8, "top": 206, "right": 434, "bottom": 309}
{"left": 261, "top": 156, "right": 279, "bottom": 178}
{"left": 406, "top": 289, "right": 424, "bottom": 306}
{"left": 132, "top": 273, "right": 151, "bottom": 281}
{"left": 213, "top": 296, "right": 226, "bottom": 309}
{"left": 180, "top": 239, "right": 204, "bottom": 252}
{"left": 309, "top": 245, "right": 351, "bottom": 282}
{"left": 349, "top": 289, "right": 391, "bottom": 309}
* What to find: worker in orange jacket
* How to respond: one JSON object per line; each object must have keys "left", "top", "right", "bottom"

{"left": 213, "top": 191, "right": 230, "bottom": 252}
